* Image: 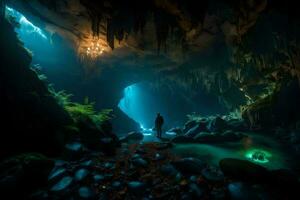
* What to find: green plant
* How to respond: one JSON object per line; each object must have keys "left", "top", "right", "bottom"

{"left": 50, "top": 89, "right": 114, "bottom": 125}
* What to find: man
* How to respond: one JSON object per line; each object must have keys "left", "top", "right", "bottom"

{"left": 155, "top": 113, "right": 164, "bottom": 138}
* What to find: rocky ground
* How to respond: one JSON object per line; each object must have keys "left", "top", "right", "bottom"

{"left": 1, "top": 116, "right": 300, "bottom": 200}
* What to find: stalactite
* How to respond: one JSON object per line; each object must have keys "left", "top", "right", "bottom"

{"left": 106, "top": 18, "right": 114, "bottom": 49}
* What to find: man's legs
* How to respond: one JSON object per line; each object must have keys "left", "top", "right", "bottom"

{"left": 158, "top": 127, "right": 162, "bottom": 138}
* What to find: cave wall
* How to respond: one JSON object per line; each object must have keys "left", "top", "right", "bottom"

{"left": 0, "top": 18, "right": 73, "bottom": 160}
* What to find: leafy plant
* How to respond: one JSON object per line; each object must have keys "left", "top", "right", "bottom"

{"left": 50, "top": 89, "right": 114, "bottom": 125}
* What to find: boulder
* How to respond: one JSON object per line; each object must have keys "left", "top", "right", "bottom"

{"left": 227, "top": 119, "right": 248, "bottom": 131}
{"left": 207, "top": 117, "right": 228, "bottom": 132}
{"left": 185, "top": 121, "right": 208, "bottom": 137}
{"left": 171, "top": 136, "right": 196, "bottom": 143}
{"left": 63, "top": 142, "right": 84, "bottom": 160}
{"left": 74, "top": 168, "right": 89, "bottom": 181}
{"left": 78, "top": 186, "right": 95, "bottom": 199}
{"left": 194, "top": 132, "right": 218, "bottom": 143}
{"left": 171, "top": 157, "right": 207, "bottom": 175}
{"left": 228, "top": 182, "right": 265, "bottom": 200}
{"left": 201, "top": 167, "right": 224, "bottom": 183}
{"left": 50, "top": 176, "right": 73, "bottom": 193}
{"left": 0, "top": 153, "right": 54, "bottom": 199}
{"left": 219, "top": 158, "right": 270, "bottom": 183}
{"left": 183, "top": 120, "right": 198, "bottom": 133}
{"left": 127, "top": 181, "right": 146, "bottom": 196}
{"left": 168, "top": 127, "right": 183, "bottom": 135}
{"left": 221, "top": 131, "right": 245, "bottom": 142}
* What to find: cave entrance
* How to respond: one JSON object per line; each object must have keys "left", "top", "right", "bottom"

{"left": 118, "top": 82, "right": 160, "bottom": 131}
{"left": 118, "top": 82, "right": 228, "bottom": 132}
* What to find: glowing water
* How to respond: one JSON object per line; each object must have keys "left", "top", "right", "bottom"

{"left": 172, "top": 133, "right": 290, "bottom": 170}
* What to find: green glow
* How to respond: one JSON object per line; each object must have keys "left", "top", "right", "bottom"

{"left": 245, "top": 149, "right": 272, "bottom": 164}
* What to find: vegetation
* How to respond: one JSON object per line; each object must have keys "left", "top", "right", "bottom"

{"left": 50, "top": 89, "right": 114, "bottom": 126}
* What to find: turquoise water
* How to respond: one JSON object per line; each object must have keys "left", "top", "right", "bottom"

{"left": 171, "top": 133, "right": 290, "bottom": 170}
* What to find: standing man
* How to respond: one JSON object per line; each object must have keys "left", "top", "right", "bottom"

{"left": 155, "top": 113, "right": 164, "bottom": 138}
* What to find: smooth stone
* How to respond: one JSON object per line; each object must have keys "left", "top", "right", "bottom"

{"left": 111, "top": 181, "right": 122, "bottom": 189}
{"left": 103, "top": 162, "right": 115, "bottom": 169}
{"left": 75, "top": 169, "right": 89, "bottom": 181}
{"left": 228, "top": 182, "right": 260, "bottom": 200}
{"left": 65, "top": 142, "right": 83, "bottom": 151}
{"left": 201, "top": 167, "right": 224, "bottom": 182}
{"left": 50, "top": 176, "right": 73, "bottom": 192}
{"left": 81, "top": 160, "right": 93, "bottom": 167}
{"left": 78, "top": 186, "right": 95, "bottom": 199}
{"left": 185, "top": 122, "right": 208, "bottom": 137}
{"left": 207, "top": 116, "right": 228, "bottom": 132}
{"left": 127, "top": 181, "right": 146, "bottom": 195}
{"left": 172, "top": 157, "right": 207, "bottom": 175}
{"left": 219, "top": 158, "right": 269, "bottom": 183}
{"left": 48, "top": 168, "right": 67, "bottom": 181}
{"left": 160, "top": 164, "right": 178, "bottom": 177}
{"left": 93, "top": 174, "right": 105, "bottom": 183}
{"left": 189, "top": 183, "right": 204, "bottom": 198}
{"left": 154, "top": 153, "right": 165, "bottom": 161}
{"left": 132, "top": 158, "right": 148, "bottom": 167}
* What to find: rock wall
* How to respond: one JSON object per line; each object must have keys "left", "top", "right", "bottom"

{"left": 0, "top": 18, "right": 73, "bottom": 160}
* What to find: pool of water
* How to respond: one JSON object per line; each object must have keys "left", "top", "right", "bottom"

{"left": 171, "top": 132, "right": 290, "bottom": 170}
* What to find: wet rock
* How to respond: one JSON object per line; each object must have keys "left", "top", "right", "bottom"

{"left": 50, "top": 176, "right": 73, "bottom": 192}
{"left": 168, "top": 127, "right": 183, "bottom": 135}
{"left": 183, "top": 120, "right": 198, "bottom": 133}
{"left": 153, "top": 153, "right": 165, "bottom": 161}
{"left": 219, "top": 158, "right": 269, "bottom": 183}
{"left": 172, "top": 157, "right": 206, "bottom": 175}
{"left": 0, "top": 153, "right": 54, "bottom": 198}
{"left": 93, "top": 174, "right": 105, "bottom": 183}
{"left": 185, "top": 122, "right": 208, "bottom": 137}
{"left": 120, "top": 131, "right": 144, "bottom": 142}
{"left": 65, "top": 142, "right": 83, "bottom": 152}
{"left": 132, "top": 157, "right": 148, "bottom": 168}
{"left": 48, "top": 167, "right": 67, "bottom": 183}
{"left": 171, "top": 136, "right": 196, "bottom": 143}
{"left": 127, "top": 181, "right": 146, "bottom": 195}
{"left": 78, "top": 186, "right": 95, "bottom": 199}
{"left": 103, "top": 162, "right": 115, "bottom": 169}
{"left": 111, "top": 181, "right": 122, "bottom": 189}
{"left": 189, "top": 183, "right": 204, "bottom": 198}
{"left": 228, "top": 182, "right": 261, "bottom": 200}
{"left": 227, "top": 119, "right": 248, "bottom": 131}
{"left": 201, "top": 167, "right": 224, "bottom": 183}
{"left": 221, "top": 130, "right": 245, "bottom": 142}
{"left": 194, "top": 132, "right": 218, "bottom": 142}
{"left": 74, "top": 168, "right": 89, "bottom": 181}
{"left": 210, "top": 187, "right": 227, "bottom": 199}
{"left": 81, "top": 160, "right": 93, "bottom": 167}
{"left": 160, "top": 164, "right": 178, "bottom": 177}
{"left": 207, "top": 117, "right": 228, "bottom": 132}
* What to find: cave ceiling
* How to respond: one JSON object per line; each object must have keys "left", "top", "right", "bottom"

{"left": 6, "top": 0, "right": 300, "bottom": 109}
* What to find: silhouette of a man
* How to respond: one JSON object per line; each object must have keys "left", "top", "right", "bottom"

{"left": 155, "top": 113, "right": 164, "bottom": 138}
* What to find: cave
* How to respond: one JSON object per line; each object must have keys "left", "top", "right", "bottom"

{"left": 1, "top": 0, "right": 300, "bottom": 199}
